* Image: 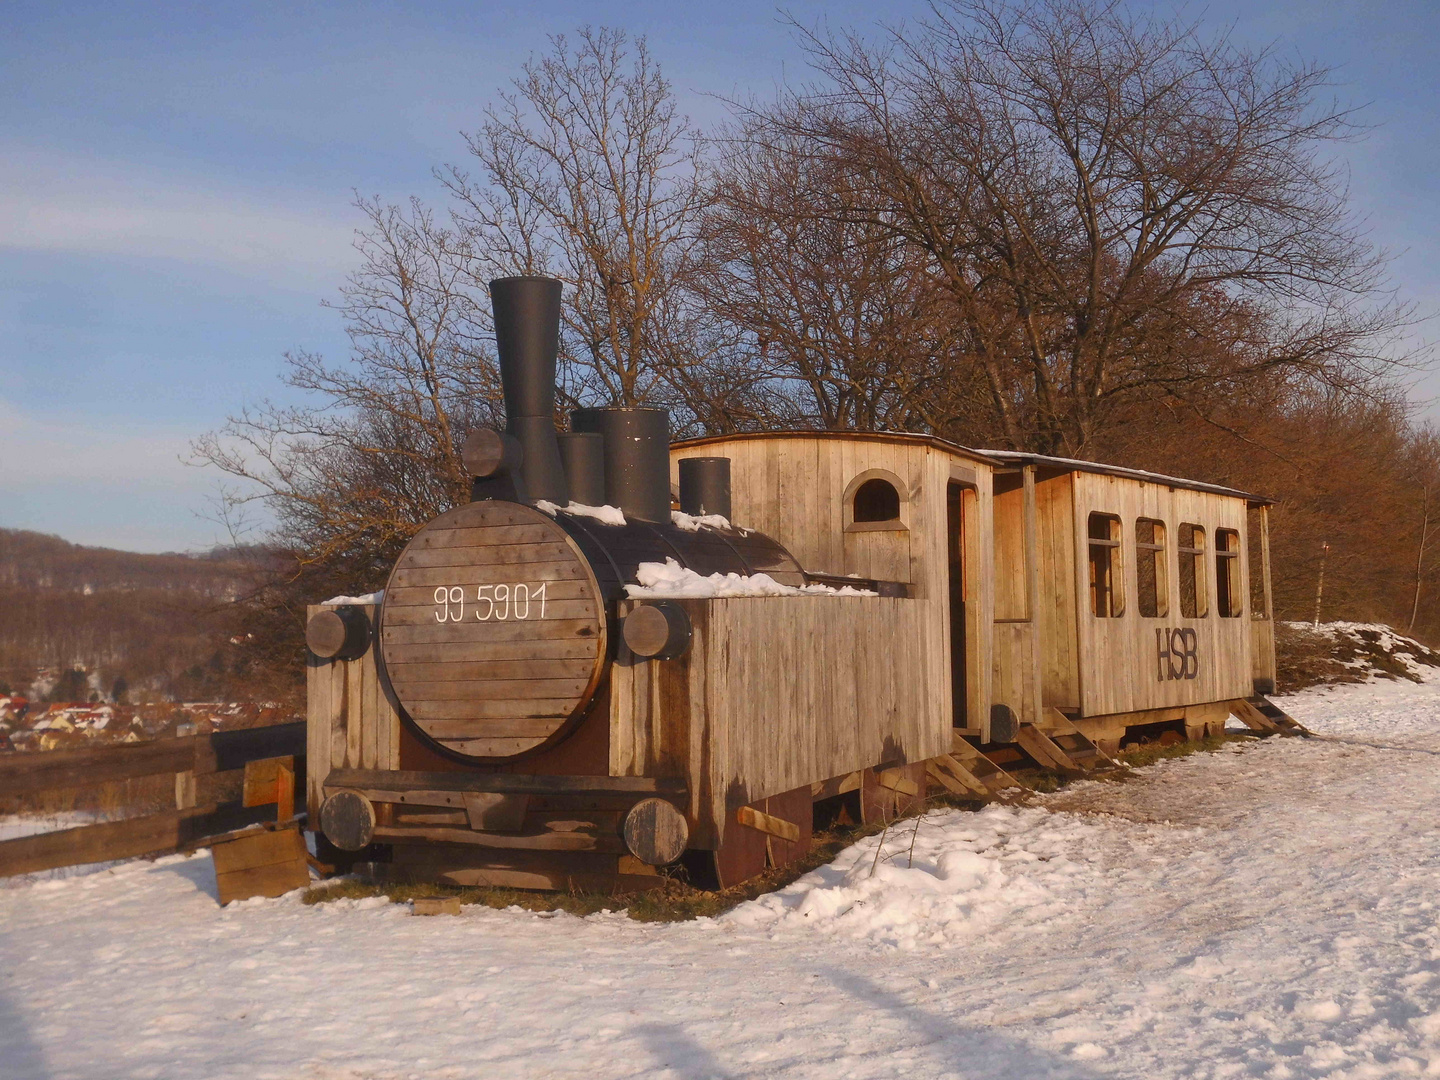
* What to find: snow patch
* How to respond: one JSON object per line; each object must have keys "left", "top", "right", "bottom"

{"left": 8, "top": 677, "right": 1440, "bottom": 1076}
{"left": 670, "top": 510, "right": 733, "bottom": 532}
{"left": 535, "top": 500, "right": 627, "bottom": 526}
{"left": 727, "top": 806, "right": 1099, "bottom": 948}
{"left": 625, "top": 558, "right": 876, "bottom": 599}
{"left": 322, "top": 591, "right": 384, "bottom": 605}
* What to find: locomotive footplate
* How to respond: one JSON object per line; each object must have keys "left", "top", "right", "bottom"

{"left": 319, "top": 768, "right": 689, "bottom": 889}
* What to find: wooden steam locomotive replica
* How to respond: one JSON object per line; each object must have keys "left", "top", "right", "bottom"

{"left": 305, "top": 276, "right": 1283, "bottom": 890}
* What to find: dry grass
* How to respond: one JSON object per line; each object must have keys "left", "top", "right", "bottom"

{"left": 1114, "top": 731, "right": 1257, "bottom": 769}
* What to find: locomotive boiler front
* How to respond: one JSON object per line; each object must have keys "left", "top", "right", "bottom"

{"left": 377, "top": 276, "right": 803, "bottom": 764}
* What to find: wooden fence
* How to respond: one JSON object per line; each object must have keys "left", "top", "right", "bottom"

{"left": 0, "top": 723, "right": 306, "bottom": 878}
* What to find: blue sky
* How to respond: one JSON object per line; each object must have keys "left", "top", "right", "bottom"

{"left": 2, "top": 0, "right": 1436, "bottom": 552}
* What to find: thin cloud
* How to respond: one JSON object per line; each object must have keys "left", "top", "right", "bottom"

{"left": 0, "top": 397, "right": 272, "bottom": 551}
{"left": 0, "top": 145, "right": 360, "bottom": 288}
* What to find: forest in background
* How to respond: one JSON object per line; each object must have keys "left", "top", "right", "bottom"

{"left": 0, "top": 529, "right": 293, "bottom": 707}
{"left": 22, "top": 0, "right": 1440, "bottom": 701}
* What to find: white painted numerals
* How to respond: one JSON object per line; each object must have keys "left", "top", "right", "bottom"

{"left": 433, "top": 586, "right": 466, "bottom": 622}
{"left": 433, "top": 583, "right": 549, "bottom": 622}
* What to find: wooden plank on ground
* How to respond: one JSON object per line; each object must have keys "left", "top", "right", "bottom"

{"left": 412, "top": 897, "right": 462, "bottom": 916}
{"left": 212, "top": 826, "right": 309, "bottom": 905}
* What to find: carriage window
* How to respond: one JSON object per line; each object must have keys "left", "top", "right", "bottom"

{"left": 1178, "top": 523, "right": 1207, "bottom": 618}
{"left": 1135, "top": 518, "right": 1168, "bottom": 618}
{"left": 1216, "top": 528, "right": 1242, "bottom": 618}
{"left": 1088, "top": 513, "right": 1124, "bottom": 617}
{"left": 853, "top": 478, "right": 901, "bottom": 522}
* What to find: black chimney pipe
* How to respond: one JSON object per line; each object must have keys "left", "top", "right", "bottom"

{"left": 571, "top": 407, "right": 673, "bottom": 523}
{"left": 678, "top": 457, "right": 731, "bottom": 520}
{"left": 557, "top": 431, "right": 606, "bottom": 506}
{"left": 489, "top": 276, "right": 569, "bottom": 504}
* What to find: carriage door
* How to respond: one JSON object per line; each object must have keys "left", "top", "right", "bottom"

{"left": 947, "top": 480, "right": 968, "bottom": 727}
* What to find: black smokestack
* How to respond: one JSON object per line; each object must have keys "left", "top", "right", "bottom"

{"left": 571, "top": 407, "right": 672, "bottom": 523}
{"left": 489, "top": 276, "right": 569, "bottom": 504}
{"left": 678, "top": 457, "right": 731, "bottom": 520}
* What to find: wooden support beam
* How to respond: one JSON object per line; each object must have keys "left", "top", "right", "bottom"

{"left": 325, "top": 767, "right": 684, "bottom": 798}
{"left": 810, "top": 771, "right": 862, "bottom": 800}
{"left": 1015, "top": 725, "right": 1085, "bottom": 775}
{"left": 950, "top": 733, "right": 1028, "bottom": 794}
{"left": 735, "top": 805, "right": 801, "bottom": 843}
{"left": 926, "top": 755, "right": 990, "bottom": 798}
{"left": 371, "top": 824, "right": 625, "bottom": 853}
{"left": 875, "top": 768, "right": 920, "bottom": 797}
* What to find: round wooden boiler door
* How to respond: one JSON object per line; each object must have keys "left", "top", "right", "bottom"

{"left": 380, "top": 501, "right": 607, "bottom": 760}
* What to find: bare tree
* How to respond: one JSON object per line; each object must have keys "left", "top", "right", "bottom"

{"left": 443, "top": 27, "right": 718, "bottom": 419}
{"left": 747, "top": 0, "right": 1416, "bottom": 454}
{"left": 1405, "top": 427, "right": 1440, "bottom": 630}
{"left": 702, "top": 127, "right": 991, "bottom": 434}
{"left": 191, "top": 196, "right": 499, "bottom": 583}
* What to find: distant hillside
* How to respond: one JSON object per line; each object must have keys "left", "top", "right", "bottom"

{"left": 0, "top": 529, "right": 297, "bottom": 705}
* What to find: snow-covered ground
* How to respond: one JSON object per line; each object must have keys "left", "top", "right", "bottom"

{"left": 5, "top": 676, "right": 1440, "bottom": 1079}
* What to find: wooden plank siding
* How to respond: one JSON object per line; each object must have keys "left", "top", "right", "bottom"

{"left": 988, "top": 469, "right": 1044, "bottom": 727}
{"left": 609, "top": 595, "right": 948, "bottom": 848}
{"left": 305, "top": 603, "right": 401, "bottom": 820}
{"left": 1034, "top": 472, "right": 1081, "bottom": 710}
{"left": 1069, "top": 473, "right": 1254, "bottom": 716}
{"left": 1251, "top": 503, "right": 1278, "bottom": 690}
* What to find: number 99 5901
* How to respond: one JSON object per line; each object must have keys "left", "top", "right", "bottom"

{"left": 432, "top": 583, "right": 549, "bottom": 622}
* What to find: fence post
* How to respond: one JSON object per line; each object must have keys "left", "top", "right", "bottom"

{"left": 174, "top": 770, "right": 197, "bottom": 810}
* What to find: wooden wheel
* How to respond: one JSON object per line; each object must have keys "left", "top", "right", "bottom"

{"left": 380, "top": 501, "right": 608, "bottom": 761}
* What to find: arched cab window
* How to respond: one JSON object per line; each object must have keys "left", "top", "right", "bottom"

{"left": 853, "top": 478, "right": 901, "bottom": 523}
{"left": 844, "top": 471, "right": 908, "bottom": 532}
